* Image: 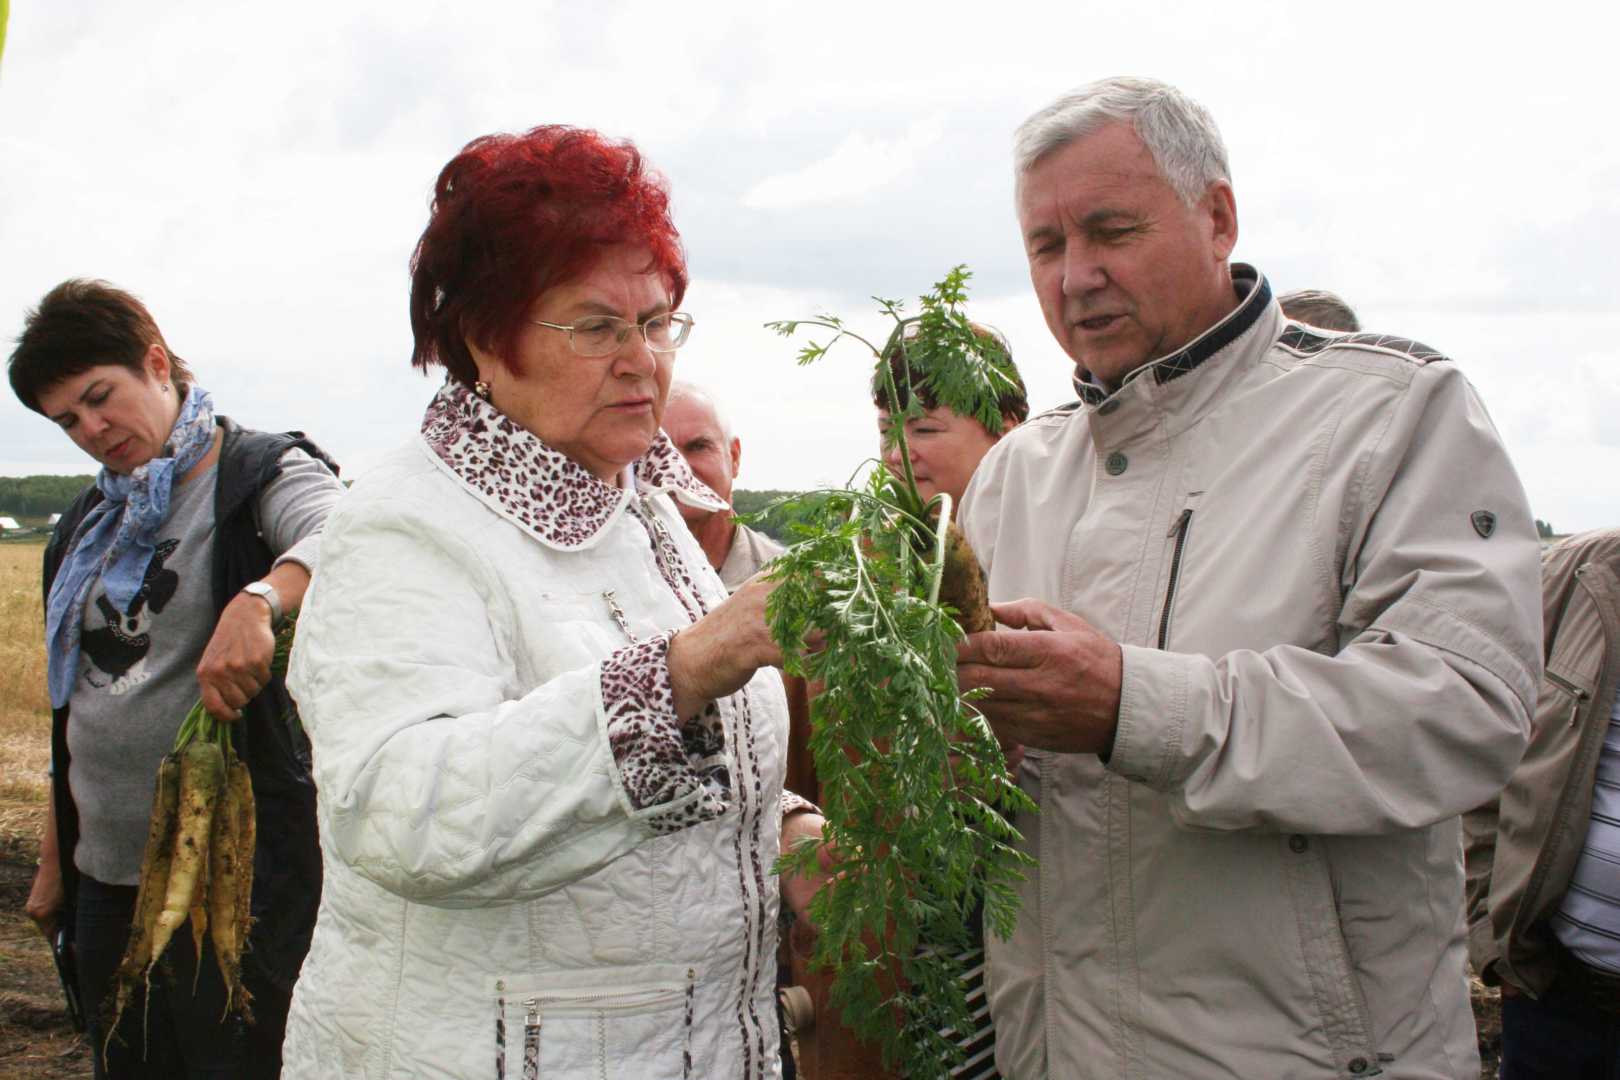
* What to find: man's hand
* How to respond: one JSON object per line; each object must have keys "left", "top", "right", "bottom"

{"left": 196, "top": 591, "right": 275, "bottom": 722}
{"left": 26, "top": 849, "right": 65, "bottom": 942}
{"left": 957, "top": 598, "right": 1123, "bottom": 755}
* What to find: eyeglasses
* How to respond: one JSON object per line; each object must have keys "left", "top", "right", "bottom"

{"left": 527, "top": 312, "right": 695, "bottom": 357}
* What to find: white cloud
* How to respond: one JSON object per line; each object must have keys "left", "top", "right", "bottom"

{"left": 741, "top": 114, "right": 946, "bottom": 210}
{"left": 2, "top": 0, "right": 1619, "bottom": 533}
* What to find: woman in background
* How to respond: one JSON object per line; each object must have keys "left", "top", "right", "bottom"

{"left": 12, "top": 279, "right": 343, "bottom": 1079}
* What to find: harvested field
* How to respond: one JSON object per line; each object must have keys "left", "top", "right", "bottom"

{"left": 0, "top": 540, "right": 90, "bottom": 1078}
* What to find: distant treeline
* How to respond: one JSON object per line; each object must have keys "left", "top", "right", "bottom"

{"left": 0, "top": 474, "right": 93, "bottom": 517}
{"left": 733, "top": 488, "right": 834, "bottom": 545}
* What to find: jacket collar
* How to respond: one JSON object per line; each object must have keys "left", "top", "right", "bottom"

{"left": 1072, "top": 264, "right": 1272, "bottom": 408}
{"left": 420, "top": 380, "right": 726, "bottom": 552}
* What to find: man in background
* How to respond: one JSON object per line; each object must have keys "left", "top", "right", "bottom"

{"left": 1279, "top": 287, "right": 1361, "bottom": 331}
{"left": 663, "top": 381, "right": 783, "bottom": 592}
{"left": 1467, "top": 528, "right": 1620, "bottom": 1078}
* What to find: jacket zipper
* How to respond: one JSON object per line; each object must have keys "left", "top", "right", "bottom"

{"left": 522, "top": 998, "right": 540, "bottom": 1080}
{"left": 1545, "top": 670, "right": 1591, "bottom": 727}
{"left": 1158, "top": 509, "right": 1194, "bottom": 650}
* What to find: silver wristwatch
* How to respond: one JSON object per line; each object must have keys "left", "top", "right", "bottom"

{"left": 241, "top": 581, "right": 283, "bottom": 625}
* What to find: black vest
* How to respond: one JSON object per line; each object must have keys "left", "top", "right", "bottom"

{"left": 43, "top": 417, "right": 337, "bottom": 990}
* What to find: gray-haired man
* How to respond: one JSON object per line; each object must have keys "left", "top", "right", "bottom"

{"left": 1280, "top": 287, "right": 1362, "bottom": 332}
{"left": 662, "top": 381, "right": 783, "bottom": 591}
{"left": 955, "top": 76, "right": 1541, "bottom": 1078}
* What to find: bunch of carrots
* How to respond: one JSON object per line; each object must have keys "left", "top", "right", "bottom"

{"left": 107, "top": 619, "right": 293, "bottom": 1045}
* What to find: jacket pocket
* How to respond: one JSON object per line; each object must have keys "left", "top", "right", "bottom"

{"left": 1157, "top": 503, "right": 1197, "bottom": 650}
{"left": 1543, "top": 669, "right": 1592, "bottom": 729}
{"left": 492, "top": 965, "right": 698, "bottom": 1079}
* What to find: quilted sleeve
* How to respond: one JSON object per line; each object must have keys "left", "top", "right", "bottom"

{"left": 287, "top": 483, "right": 728, "bottom": 908}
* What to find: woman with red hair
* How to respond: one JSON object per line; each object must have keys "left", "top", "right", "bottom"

{"left": 280, "top": 126, "right": 824, "bottom": 1078}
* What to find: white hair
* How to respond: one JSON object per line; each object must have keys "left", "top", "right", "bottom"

{"left": 666, "top": 379, "right": 733, "bottom": 443}
{"left": 1013, "top": 76, "right": 1230, "bottom": 205}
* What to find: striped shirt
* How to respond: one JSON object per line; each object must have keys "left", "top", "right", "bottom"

{"left": 946, "top": 945, "right": 999, "bottom": 1079}
{"left": 1554, "top": 685, "right": 1620, "bottom": 972}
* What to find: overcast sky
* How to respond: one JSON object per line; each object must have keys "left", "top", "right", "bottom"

{"left": 3, "top": 1, "right": 1616, "bottom": 532}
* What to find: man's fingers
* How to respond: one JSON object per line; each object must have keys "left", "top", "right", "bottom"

{"left": 990, "top": 598, "right": 1046, "bottom": 630}
{"left": 959, "top": 630, "right": 1030, "bottom": 668}
{"left": 991, "top": 598, "right": 1086, "bottom": 633}
{"left": 958, "top": 662, "right": 1048, "bottom": 705}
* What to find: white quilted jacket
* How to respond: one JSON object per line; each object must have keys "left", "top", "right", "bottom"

{"left": 281, "top": 398, "right": 789, "bottom": 1080}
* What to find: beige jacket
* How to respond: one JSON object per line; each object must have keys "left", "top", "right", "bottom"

{"left": 1465, "top": 529, "right": 1620, "bottom": 996}
{"left": 720, "top": 522, "right": 785, "bottom": 593}
{"left": 959, "top": 266, "right": 1541, "bottom": 1080}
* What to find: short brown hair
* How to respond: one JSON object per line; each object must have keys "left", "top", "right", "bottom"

{"left": 871, "top": 322, "right": 1030, "bottom": 427}
{"left": 9, "top": 279, "right": 193, "bottom": 414}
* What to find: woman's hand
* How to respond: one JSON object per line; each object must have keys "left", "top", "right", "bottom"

{"left": 196, "top": 563, "right": 312, "bottom": 721}
{"left": 667, "top": 572, "right": 783, "bottom": 719}
{"left": 196, "top": 592, "right": 275, "bottom": 721}
{"left": 778, "top": 810, "right": 835, "bottom": 927}
{"left": 26, "top": 847, "right": 65, "bottom": 942}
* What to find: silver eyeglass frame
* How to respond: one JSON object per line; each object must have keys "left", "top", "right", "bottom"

{"left": 526, "top": 312, "right": 694, "bottom": 356}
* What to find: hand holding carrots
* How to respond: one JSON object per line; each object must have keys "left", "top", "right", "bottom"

{"left": 105, "top": 619, "right": 297, "bottom": 1047}
{"left": 195, "top": 592, "right": 277, "bottom": 722}
{"left": 956, "top": 599, "right": 1123, "bottom": 755}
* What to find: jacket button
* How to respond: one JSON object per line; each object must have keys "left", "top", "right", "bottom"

{"left": 1097, "top": 398, "right": 1121, "bottom": 416}
{"left": 1288, "top": 834, "right": 1308, "bottom": 853}
{"left": 1105, "top": 452, "right": 1128, "bottom": 476}
{"left": 1348, "top": 1057, "right": 1369, "bottom": 1074}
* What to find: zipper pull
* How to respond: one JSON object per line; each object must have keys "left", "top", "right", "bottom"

{"left": 602, "top": 590, "right": 638, "bottom": 643}
{"left": 521, "top": 999, "right": 540, "bottom": 1080}
{"left": 1166, "top": 507, "right": 1193, "bottom": 538}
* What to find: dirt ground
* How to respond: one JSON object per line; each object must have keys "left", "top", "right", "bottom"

{"left": 0, "top": 540, "right": 91, "bottom": 1079}
{"left": 0, "top": 833, "right": 91, "bottom": 1079}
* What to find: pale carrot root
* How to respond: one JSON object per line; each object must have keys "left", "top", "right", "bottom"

{"left": 939, "top": 522, "right": 994, "bottom": 634}
{"left": 106, "top": 752, "right": 181, "bottom": 1053}
{"left": 148, "top": 741, "right": 224, "bottom": 982}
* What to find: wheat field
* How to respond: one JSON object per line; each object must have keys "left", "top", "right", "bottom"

{"left": 0, "top": 542, "right": 50, "bottom": 830}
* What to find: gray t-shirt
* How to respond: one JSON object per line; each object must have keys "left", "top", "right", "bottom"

{"left": 67, "top": 447, "right": 342, "bottom": 885}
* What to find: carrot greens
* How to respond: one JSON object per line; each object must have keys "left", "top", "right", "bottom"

{"left": 764, "top": 267, "right": 1035, "bottom": 1075}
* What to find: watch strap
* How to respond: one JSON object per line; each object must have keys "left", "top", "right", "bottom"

{"left": 241, "top": 581, "right": 282, "bottom": 625}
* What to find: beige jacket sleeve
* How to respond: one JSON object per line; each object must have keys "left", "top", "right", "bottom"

{"left": 1109, "top": 362, "right": 1542, "bottom": 834}
{"left": 1463, "top": 536, "right": 1592, "bottom": 979}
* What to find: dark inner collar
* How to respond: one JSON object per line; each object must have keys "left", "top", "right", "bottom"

{"left": 1072, "top": 264, "right": 1269, "bottom": 406}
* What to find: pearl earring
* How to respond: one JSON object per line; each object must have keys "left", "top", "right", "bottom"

{"left": 473, "top": 380, "right": 492, "bottom": 401}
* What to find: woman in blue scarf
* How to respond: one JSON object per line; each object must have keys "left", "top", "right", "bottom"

{"left": 10, "top": 279, "right": 344, "bottom": 1080}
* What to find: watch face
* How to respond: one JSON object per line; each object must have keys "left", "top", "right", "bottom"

{"left": 242, "top": 582, "right": 279, "bottom": 620}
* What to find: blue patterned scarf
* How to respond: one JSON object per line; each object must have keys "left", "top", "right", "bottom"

{"left": 44, "top": 385, "right": 217, "bottom": 708}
